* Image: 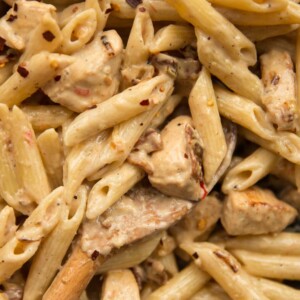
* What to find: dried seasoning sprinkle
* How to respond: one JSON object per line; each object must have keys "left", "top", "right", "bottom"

{"left": 140, "top": 99, "right": 150, "bottom": 106}
{"left": 126, "top": 0, "right": 143, "bottom": 8}
{"left": 17, "top": 65, "right": 29, "bottom": 78}
{"left": 91, "top": 250, "right": 100, "bottom": 261}
{"left": 43, "top": 31, "right": 56, "bottom": 42}
{"left": 7, "top": 14, "right": 17, "bottom": 22}
{"left": 54, "top": 75, "right": 61, "bottom": 82}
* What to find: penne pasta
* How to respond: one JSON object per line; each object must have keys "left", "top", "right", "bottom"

{"left": 209, "top": 0, "right": 288, "bottom": 12}
{"left": 0, "top": 187, "right": 62, "bottom": 283}
{"left": 110, "top": 0, "right": 181, "bottom": 21}
{"left": 100, "top": 269, "right": 140, "bottom": 300}
{"left": 181, "top": 242, "right": 269, "bottom": 300}
{"left": 216, "top": 1, "right": 300, "bottom": 26}
{"left": 223, "top": 232, "right": 300, "bottom": 255}
{"left": 21, "top": 105, "right": 74, "bottom": 132}
{"left": 231, "top": 249, "right": 300, "bottom": 280}
{"left": 37, "top": 129, "right": 64, "bottom": 189}
{"left": 19, "top": 12, "right": 63, "bottom": 63}
{"left": 60, "top": 9, "right": 97, "bottom": 54}
{"left": 196, "top": 29, "right": 263, "bottom": 103}
{"left": 147, "top": 263, "right": 210, "bottom": 300}
{"left": 87, "top": 162, "right": 145, "bottom": 219}
{"left": 0, "top": 206, "right": 16, "bottom": 248}
{"left": 240, "top": 127, "right": 300, "bottom": 164}
{"left": 166, "top": 0, "right": 256, "bottom": 65}
{"left": 64, "top": 75, "right": 173, "bottom": 147}
{"left": 189, "top": 67, "right": 227, "bottom": 184}
{"left": 123, "top": 6, "right": 154, "bottom": 67}
{"left": 215, "top": 85, "right": 274, "bottom": 138}
{"left": 23, "top": 186, "right": 87, "bottom": 300}
{"left": 222, "top": 148, "right": 279, "bottom": 193}
{"left": 240, "top": 24, "right": 299, "bottom": 42}
{"left": 150, "top": 25, "right": 195, "bottom": 54}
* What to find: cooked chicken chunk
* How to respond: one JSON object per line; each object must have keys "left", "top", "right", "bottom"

{"left": 43, "top": 30, "right": 123, "bottom": 112}
{"left": 148, "top": 116, "right": 206, "bottom": 201}
{"left": 0, "top": 0, "right": 56, "bottom": 50}
{"left": 80, "top": 185, "right": 193, "bottom": 257}
{"left": 221, "top": 187, "right": 297, "bottom": 235}
{"left": 260, "top": 49, "right": 297, "bottom": 132}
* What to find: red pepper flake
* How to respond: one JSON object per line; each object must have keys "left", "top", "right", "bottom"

{"left": 0, "top": 37, "right": 6, "bottom": 52}
{"left": 74, "top": 87, "right": 90, "bottom": 97}
{"left": 139, "top": 7, "right": 146, "bottom": 12}
{"left": 7, "top": 14, "right": 17, "bottom": 22}
{"left": 126, "top": 0, "right": 143, "bottom": 8}
{"left": 54, "top": 75, "right": 61, "bottom": 82}
{"left": 184, "top": 153, "right": 188, "bottom": 159}
{"left": 42, "top": 31, "right": 55, "bottom": 42}
{"left": 91, "top": 250, "right": 99, "bottom": 260}
{"left": 140, "top": 99, "right": 149, "bottom": 106}
{"left": 17, "top": 65, "right": 29, "bottom": 78}
{"left": 13, "top": 3, "right": 18, "bottom": 12}
{"left": 200, "top": 181, "right": 207, "bottom": 200}
{"left": 192, "top": 252, "right": 199, "bottom": 259}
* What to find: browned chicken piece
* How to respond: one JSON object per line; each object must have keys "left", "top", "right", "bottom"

{"left": 146, "top": 115, "right": 206, "bottom": 201}
{"left": 43, "top": 30, "right": 123, "bottom": 112}
{"left": 80, "top": 185, "right": 193, "bottom": 257}
{"left": 170, "top": 193, "right": 223, "bottom": 244}
{"left": 221, "top": 187, "right": 297, "bottom": 235}
{"left": 260, "top": 49, "right": 297, "bottom": 132}
{"left": 100, "top": 269, "right": 140, "bottom": 300}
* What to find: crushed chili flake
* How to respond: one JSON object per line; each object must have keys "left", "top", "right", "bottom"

{"left": 184, "top": 153, "right": 188, "bottom": 159}
{"left": 200, "top": 181, "right": 207, "bottom": 200}
{"left": 91, "top": 250, "right": 100, "bottom": 261}
{"left": 0, "top": 37, "right": 6, "bottom": 52}
{"left": 42, "top": 31, "right": 56, "bottom": 42}
{"left": 54, "top": 75, "right": 61, "bottom": 82}
{"left": 139, "top": 7, "right": 146, "bottom": 12}
{"left": 13, "top": 3, "right": 18, "bottom": 12}
{"left": 7, "top": 14, "right": 17, "bottom": 22}
{"left": 126, "top": 0, "right": 143, "bottom": 8}
{"left": 17, "top": 65, "right": 29, "bottom": 78}
{"left": 74, "top": 87, "right": 90, "bottom": 97}
{"left": 192, "top": 252, "right": 199, "bottom": 259}
{"left": 140, "top": 99, "right": 149, "bottom": 106}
